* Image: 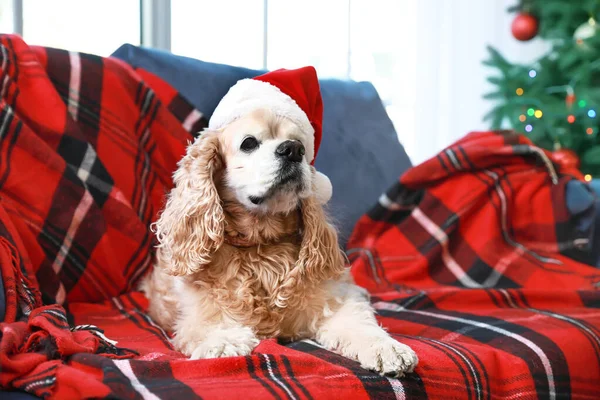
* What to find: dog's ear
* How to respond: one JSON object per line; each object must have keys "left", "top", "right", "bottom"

{"left": 297, "top": 195, "right": 346, "bottom": 284}
{"left": 153, "top": 131, "right": 224, "bottom": 276}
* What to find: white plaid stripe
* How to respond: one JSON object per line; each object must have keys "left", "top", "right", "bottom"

{"left": 51, "top": 191, "right": 93, "bottom": 274}
{"left": 113, "top": 360, "right": 161, "bottom": 400}
{"left": 182, "top": 109, "right": 202, "bottom": 132}
{"left": 387, "top": 377, "right": 407, "bottom": 400}
{"left": 0, "top": 106, "right": 13, "bottom": 138}
{"left": 67, "top": 52, "right": 81, "bottom": 121}
{"left": 373, "top": 301, "right": 557, "bottom": 400}
{"left": 263, "top": 354, "right": 298, "bottom": 400}
{"left": 412, "top": 207, "right": 482, "bottom": 288}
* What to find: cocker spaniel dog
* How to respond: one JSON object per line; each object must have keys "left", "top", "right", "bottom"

{"left": 142, "top": 67, "right": 418, "bottom": 377}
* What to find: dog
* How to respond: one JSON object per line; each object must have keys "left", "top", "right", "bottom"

{"left": 141, "top": 68, "right": 418, "bottom": 377}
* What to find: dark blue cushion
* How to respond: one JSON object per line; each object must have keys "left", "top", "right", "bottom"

{"left": 111, "top": 44, "right": 412, "bottom": 244}
{"left": 0, "top": 390, "right": 40, "bottom": 400}
{"left": 0, "top": 254, "right": 4, "bottom": 322}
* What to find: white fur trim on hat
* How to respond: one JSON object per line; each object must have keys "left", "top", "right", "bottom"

{"left": 209, "top": 79, "right": 316, "bottom": 163}
{"left": 313, "top": 170, "right": 332, "bottom": 205}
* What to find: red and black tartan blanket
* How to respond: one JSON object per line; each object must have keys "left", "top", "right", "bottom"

{"left": 0, "top": 34, "right": 599, "bottom": 399}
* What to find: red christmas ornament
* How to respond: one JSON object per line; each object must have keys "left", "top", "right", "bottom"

{"left": 551, "top": 148, "right": 580, "bottom": 170}
{"left": 566, "top": 93, "right": 576, "bottom": 108}
{"left": 511, "top": 13, "right": 539, "bottom": 41}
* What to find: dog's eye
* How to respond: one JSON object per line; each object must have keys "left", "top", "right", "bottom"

{"left": 240, "top": 136, "right": 259, "bottom": 152}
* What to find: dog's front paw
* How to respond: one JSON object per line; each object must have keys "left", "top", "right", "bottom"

{"left": 356, "top": 337, "right": 418, "bottom": 377}
{"left": 176, "top": 326, "right": 260, "bottom": 360}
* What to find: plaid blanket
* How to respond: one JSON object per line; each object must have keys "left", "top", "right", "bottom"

{"left": 0, "top": 34, "right": 599, "bottom": 399}
{"left": 347, "top": 131, "right": 600, "bottom": 399}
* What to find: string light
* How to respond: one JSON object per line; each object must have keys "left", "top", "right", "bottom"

{"left": 579, "top": 100, "right": 587, "bottom": 108}
{"left": 588, "top": 109, "right": 597, "bottom": 118}
{"left": 516, "top": 88, "right": 524, "bottom": 96}
{"left": 527, "top": 108, "right": 535, "bottom": 116}
{"left": 529, "top": 69, "right": 537, "bottom": 78}
{"left": 519, "top": 114, "right": 526, "bottom": 122}
{"left": 534, "top": 110, "right": 543, "bottom": 118}
{"left": 585, "top": 174, "right": 592, "bottom": 182}
{"left": 568, "top": 115, "right": 576, "bottom": 123}
{"left": 525, "top": 124, "right": 533, "bottom": 132}
{"left": 587, "top": 127, "right": 594, "bottom": 135}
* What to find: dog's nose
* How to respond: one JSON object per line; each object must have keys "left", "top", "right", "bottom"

{"left": 275, "top": 140, "right": 305, "bottom": 163}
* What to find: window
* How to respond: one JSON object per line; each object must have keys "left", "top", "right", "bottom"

{"left": 21, "top": 0, "right": 140, "bottom": 56}
{"left": 0, "top": 0, "right": 14, "bottom": 33}
{"left": 171, "top": 0, "right": 264, "bottom": 69}
{"left": 267, "top": 0, "right": 349, "bottom": 78}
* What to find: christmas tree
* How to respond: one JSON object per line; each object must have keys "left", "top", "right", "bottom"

{"left": 484, "top": 0, "right": 600, "bottom": 179}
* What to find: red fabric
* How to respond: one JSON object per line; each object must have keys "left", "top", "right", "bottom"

{"left": 0, "top": 34, "right": 599, "bottom": 399}
{"left": 254, "top": 67, "right": 323, "bottom": 163}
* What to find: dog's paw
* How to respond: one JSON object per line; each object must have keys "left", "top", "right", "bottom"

{"left": 355, "top": 337, "right": 418, "bottom": 377}
{"left": 190, "top": 337, "right": 259, "bottom": 359}
{"left": 177, "top": 326, "right": 260, "bottom": 360}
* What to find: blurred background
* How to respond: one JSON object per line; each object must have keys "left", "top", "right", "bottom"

{"left": 0, "top": 0, "right": 549, "bottom": 165}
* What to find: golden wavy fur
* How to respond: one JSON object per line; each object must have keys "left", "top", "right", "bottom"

{"left": 142, "top": 110, "right": 418, "bottom": 376}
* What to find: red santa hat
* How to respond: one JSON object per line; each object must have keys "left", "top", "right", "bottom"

{"left": 209, "top": 66, "right": 332, "bottom": 204}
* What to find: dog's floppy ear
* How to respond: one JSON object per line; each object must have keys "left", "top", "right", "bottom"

{"left": 296, "top": 194, "right": 346, "bottom": 285}
{"left": 153, "top": 131, "right": 224, "bottom": 276}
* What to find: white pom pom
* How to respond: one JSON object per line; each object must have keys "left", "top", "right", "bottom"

{"left": 313, "top": 170, "right": 332, "bottom": 204}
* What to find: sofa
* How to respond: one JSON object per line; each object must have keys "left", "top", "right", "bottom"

{"left": 1, "top": 35, "right": 599, "bottom": 399}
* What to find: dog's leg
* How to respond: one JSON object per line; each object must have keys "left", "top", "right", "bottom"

{"left": 314, "top": 282, "right": 418, "bottom": 377}
{"left": 172, "top": 287, "right": 260, "bottom": 359}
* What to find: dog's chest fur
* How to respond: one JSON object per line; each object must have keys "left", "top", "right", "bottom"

{"left": 190, "top": 199, "right": 319, "bottom": 338}
{"left": 195, "top": 241, "right": 319, "bottom": 338}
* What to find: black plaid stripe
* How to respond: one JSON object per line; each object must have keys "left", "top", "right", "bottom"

{"left": 0, "top": 105, "right": 21, "bottom": 189}
{"left": 245, "top": 356, "right": 283, "bottom": 399}
{"left": 579, "top": 291, "right": 600, "bottom": 307}
{"left": 70, "top": 354, "right": 144, "bottom": 399}
{"left": 129, "top": 360, "right": 201, "bottom": 399}
{"left": 44, "top": 48, "right": 71, "bottom": 109}
{"left": 257, "top": 353, "right": 301, "bottom": 399}
{"left": 44, "top": 50, "right": 105, "bottom": 147}
{"left": 280, "top": 355, "right": 313, "bottom": 400}
{"left": 168, "top": 93, "right": 208, "bottom": 136}
{"left": 38, "top": 174, "right": 104, "bottom": 297}
{"left": 120, "top": 83, "right": 160, "bottom": 283}
{"left": 58, "top": 134, "right": 114, "bottom": 207}
{"left": 366, "top": 182, "right": 422, "bottom": 224}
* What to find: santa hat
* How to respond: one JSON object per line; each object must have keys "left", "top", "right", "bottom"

{"left": 209, "top": 66, "right": 332, "bottom": 204}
